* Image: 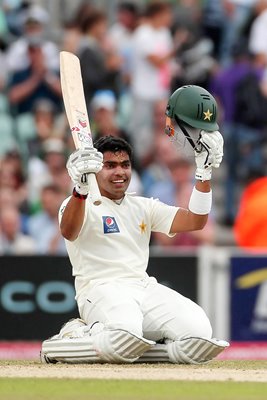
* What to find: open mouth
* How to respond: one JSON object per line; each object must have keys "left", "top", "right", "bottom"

{"left": 111, "top": 179, "right": 127, "bottom": 187}
{"left": 112, "top": 180, "right": 125, "bottom": 184}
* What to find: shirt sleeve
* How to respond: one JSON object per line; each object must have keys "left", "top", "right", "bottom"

{"left": 149, "top": 198, "right": 179, "bottom": 236}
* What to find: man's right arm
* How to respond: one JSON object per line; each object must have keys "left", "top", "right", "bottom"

{"left": 60, "top": 195, "right": 86, "bottom": 241}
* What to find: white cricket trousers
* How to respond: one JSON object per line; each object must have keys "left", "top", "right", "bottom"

{"left": 79, "top": 277, "right": 212, "bottom": 342}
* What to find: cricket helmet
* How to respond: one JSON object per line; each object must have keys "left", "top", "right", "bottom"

{"left": 166, "top": 85, "right": 219, "bottom": 131}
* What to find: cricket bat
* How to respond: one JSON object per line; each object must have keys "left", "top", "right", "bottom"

{"left": 60, "top": 51, "right": 102, "bottom": 205}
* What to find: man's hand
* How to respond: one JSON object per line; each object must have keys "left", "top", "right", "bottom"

{"left": 67, "top": 147, "right": 103, "bottom": 195}
{"left": 195, "top": 131, "right": 224, "bottom": 181}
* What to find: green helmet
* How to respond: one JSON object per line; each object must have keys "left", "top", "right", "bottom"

{"left": 166, "top": 85, "right": 219, "bottom": 131}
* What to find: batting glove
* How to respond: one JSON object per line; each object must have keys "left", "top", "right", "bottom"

{"left": 195, "top": 131, "right": 224, "bottom": 181}
{"left": 67, "top": 147, "right": 103, "bottom": 195}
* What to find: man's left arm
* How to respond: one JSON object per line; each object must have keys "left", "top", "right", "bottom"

{"left": 170, "top": 130, "right": 223, "bottom": 234}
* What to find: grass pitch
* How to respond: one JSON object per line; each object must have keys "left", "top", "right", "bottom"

{"left": 1, "top": 378, "right": 267, "bottom": 400}
{"left": 0, "top": 360, "right": 267, "bottom": 400}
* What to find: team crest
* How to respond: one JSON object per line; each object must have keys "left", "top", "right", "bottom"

{"left": 203, "top": 109, "right": 213, "bottom": 121}
{"left": 102, "top": 216, "right": 120, "bottom": 233}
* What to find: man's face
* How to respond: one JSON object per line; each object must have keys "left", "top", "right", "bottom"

{"left": 96, "top": 150, "right": 131, "bottom": 200}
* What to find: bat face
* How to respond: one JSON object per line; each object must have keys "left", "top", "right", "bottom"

{"left": 60, "top": 50, "right": 102, "bottom": 205}
{"left": 60, "top": 51, "right": 93, "bottom": 149}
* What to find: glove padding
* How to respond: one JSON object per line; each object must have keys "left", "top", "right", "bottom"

{"left": 195, "top": 130, "right": 224, "bottom": 181}
{"left": 67, "top": 147, "right": 103, "bottom": 195}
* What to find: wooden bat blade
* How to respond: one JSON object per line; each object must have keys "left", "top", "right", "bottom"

{"left": 60, "top": 51, "right": 92, "bottom": 148}
{"left": 60, "top": 51, "right": 101, "bottom": 205}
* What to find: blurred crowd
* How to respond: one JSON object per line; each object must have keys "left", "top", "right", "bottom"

{"left": 1, "top": 0, "right": 267, "bottom": 255}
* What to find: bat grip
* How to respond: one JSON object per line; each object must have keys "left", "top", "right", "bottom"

{"left": 88, "top": 173, "right": 102, "bottom": 205}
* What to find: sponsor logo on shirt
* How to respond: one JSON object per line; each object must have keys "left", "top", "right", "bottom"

{"left": 102, "top": 216, "right": 120, "bottom": 234}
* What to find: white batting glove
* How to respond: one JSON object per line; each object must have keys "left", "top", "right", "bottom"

{"left": 195, "top": 131, "right": 224, "bottom": 181}
{"left": 67, "top": 147, "right": 103, "bottom": 195}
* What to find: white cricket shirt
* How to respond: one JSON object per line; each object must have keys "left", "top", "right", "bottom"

{"left": 131, "top": 24, "right": 173, "bottom": 101}
{"left": 59, "top": 194, "right": 178, "bottom": 308}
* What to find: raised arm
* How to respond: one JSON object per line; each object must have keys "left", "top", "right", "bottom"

{"left": 170, "top": 130, "right": 223, "bottom": 234}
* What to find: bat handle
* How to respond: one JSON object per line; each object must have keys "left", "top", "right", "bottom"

{"left": 88, "top": 173, "right": 102, "bottom": 205}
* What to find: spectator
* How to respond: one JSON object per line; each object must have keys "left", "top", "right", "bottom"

{"left": 220, "top": 0, "right": 255, "bottom": 66}
{"left": 90, "top": 90, "right": 131, "bottom": 143}
{"left": 171, "top": 21, "right": 216, "bottom": 91}
{"left": 141, "top": 133, "right": 177, "bottom": 196}
{"left": 0, "top": 151, "right": 29, "bottom": 215}
{"left": 77, "top": 9, "right": 122, "bottom": 110}
{"left": 61, "top": 2, "right": 94, "bottom": 54}
{"left": 234, "top": 176, "right": 267, "bottom": 248}
{"left": 0, "top": 205, "right": 36, "bottom": 255}
{"left": 129, "top": 1, "right": 174, "bottom": 163}
{"left": 201, "top": 0, "right": 226, "bottom": 60}
{"left": 210, "top": 40, "right": 265, "bottom": 226}
{"left": 28, "top": 184, "right": 67, "bottom": 255}
{"left": 3, "top": 0, "right": 31, "bottom": 37}
{"left": 6, "top": 4, "right": 59, "bottom": 72}
{"left": 0, "top": 186, "right": 29, "bottom": 234}
{"left": 8, "top": 42, "right": 62, "bottom": 115}
{"left": 27, "top": 138, "right": 70, "bottom": 211}
{"left": 27, "top": 98, "right": 63, "bottom": 158}
{"left": 108, "top": 2, "right": 139, "bottom": 91}
{"left": 0, "top": 186, "right": 21, "bottom": 211}
{"left": 174, "top": 0, "right": 202, "bottom": 27}
{"left": 136, "top": 97, "right": 169, "bottom": 170}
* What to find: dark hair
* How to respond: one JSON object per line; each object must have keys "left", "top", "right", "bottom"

{"left": 80, "top": 10, "right": 107, "bottom": 34}
{"left": 145, "top": 1, "right": 171, "bottom": 18}
{"left": 118, "top": 2, "right": 138, "bottom": 14}
{"left": 94, "top": 136, "right": 133, "bottom": 161}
